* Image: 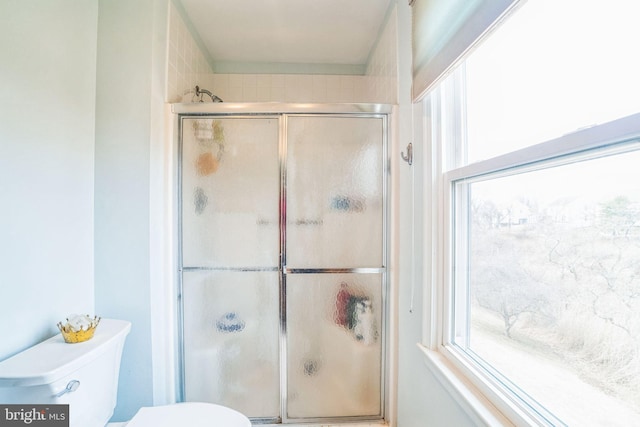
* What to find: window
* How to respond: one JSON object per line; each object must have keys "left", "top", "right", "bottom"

{"left": 425, "top": 0, "right": 640, "bottom": 425}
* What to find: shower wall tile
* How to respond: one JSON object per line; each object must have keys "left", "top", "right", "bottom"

{"left": 229, "top": 73, "right": 244, "bottom": 88}
{"left": 166, "top": 2, "right": 213, "bottom": 102}
{"left": 312, "top": 76, "right": 327, "bottom": 102}
{"left": 365, "top": 5, "right": 398, "bottom": 104}
{"left": 271, "top": 74, "right": 286, "bottom": 88}
{"left": 202, "top": 73, "right": 370, "bottom": 104}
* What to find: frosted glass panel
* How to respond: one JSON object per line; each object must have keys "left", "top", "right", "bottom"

{"left": 182, "top": 117, "right": 280, "bottom": 268}
{"left": 183, "top": 270, "right": 280, "bottom": 418}
{"left": 179, "top": 112, "right": 388, "bottom": 423}
{"left": 287, "top": 273, "right": 383, "bottom": 418}
{"left": 286, "top": 117, "right": 384, "bottom": 268}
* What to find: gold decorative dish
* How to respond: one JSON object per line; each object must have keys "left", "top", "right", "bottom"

{"left": 57, "top": 315, "right": 101, "bottom": 344}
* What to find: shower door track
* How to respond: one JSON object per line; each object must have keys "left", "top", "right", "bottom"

{"left": 174, "top": 103, "right": 392, "bottom": 425}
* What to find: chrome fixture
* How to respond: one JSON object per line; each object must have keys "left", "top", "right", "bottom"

{"left": 401, "top": 142, "right": 413, "bottom": 166}
{"left": 195, "top": 85, "right": 223, "bottom": 103}
{"left": 54, "top": 380, "right": 80, "bottom": 397}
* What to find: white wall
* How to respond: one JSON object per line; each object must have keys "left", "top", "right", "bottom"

{"left": 394, "top": 1, "right": 476, "bottom": 426}
{"left": 94, "top": 0, "right": 169, "bottom": 421}
{"left": 0, "top": 0, "right": 97, "bottom": 360}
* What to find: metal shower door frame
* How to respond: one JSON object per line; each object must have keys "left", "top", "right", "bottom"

{"left": 174, "top": 103, "right": 392, "bottom": 425}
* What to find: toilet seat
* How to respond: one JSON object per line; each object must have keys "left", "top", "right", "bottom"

{"left": 125, "top": 402, "right": 251, "bottom": 427}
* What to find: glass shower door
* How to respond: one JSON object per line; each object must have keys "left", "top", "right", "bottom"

{"left": 179, "top": 112, "right": 388, "bottom": 424}
{"left": 180, "top": 117, "right": 281, "bottom": 419}
{"left": 285, "top": 116, "right": 386, "bottom": 420}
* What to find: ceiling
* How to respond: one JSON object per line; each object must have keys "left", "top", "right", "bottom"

{"left": 177, "top": 0, "right": 393, "bottom": 74}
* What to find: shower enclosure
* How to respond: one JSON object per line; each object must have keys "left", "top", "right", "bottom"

{"left": 175, "top": 103, "right": 390, "bottom": 424}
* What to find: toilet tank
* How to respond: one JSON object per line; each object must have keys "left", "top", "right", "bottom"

{"left": 0, "top": 319, "right": 131, "bottom": 427}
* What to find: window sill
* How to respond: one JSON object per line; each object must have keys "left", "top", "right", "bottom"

{"left": 417, "top": 343, "right": 516, "bottom": 427}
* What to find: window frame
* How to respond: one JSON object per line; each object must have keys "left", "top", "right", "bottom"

{"left": 420, "top": 62, "right": 640, "bottom": 425}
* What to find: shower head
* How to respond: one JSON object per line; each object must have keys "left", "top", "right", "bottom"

{"left": 195, "top": 85, "right": 223, "bottom": 103}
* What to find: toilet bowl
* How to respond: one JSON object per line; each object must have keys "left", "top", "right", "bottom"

{"left": 0, "top": 319, "right": 251, "bottom": 427}
{"left": 109, "top": 402, "right": 251, "bottom": 427}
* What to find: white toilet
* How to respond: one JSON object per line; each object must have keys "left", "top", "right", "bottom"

{"left": 0, "top": 319, "right": 251, "bottom": 427}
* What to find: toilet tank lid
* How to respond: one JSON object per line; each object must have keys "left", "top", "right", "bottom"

{"left": 0, "top": 319, "right": 131, "bottom": 387}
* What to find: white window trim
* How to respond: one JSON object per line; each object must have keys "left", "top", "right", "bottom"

{"left": 420, "top": 71, "right": 640, "bottom": 426}
{"left": 418, "top": 343, "right": 520, "bottom": 426}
